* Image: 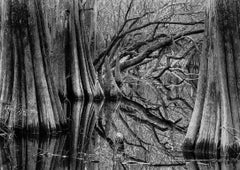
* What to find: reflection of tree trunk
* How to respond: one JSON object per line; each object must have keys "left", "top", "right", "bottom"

{"left": 0, "top": 136, "right": 67, "bottom": 169}
{"left": 0, "top": 0, "right": 67, "bottom": 134}
{"left": 70, "top": 100, "right": 103, "bottom": 170}
{"left": 0, "top": 139, "right": 13, "bottom": 169}
{"left": 183, "top": 0, "right": 240, "bottom": 158}
{"left": 186, "top": 161, "right": 240, "bottom": 170}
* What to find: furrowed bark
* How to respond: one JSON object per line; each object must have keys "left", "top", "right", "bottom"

{"left": 9, "top": 32, "right": 20, "bottom": 129}
{"left": 28, "top": 0, "right": 57, "bottom": 132}
{"left": 183, "top": 0, "right": 240, "bottom": 158}
{"left": 69, "top": 7, "right": 84, "bottom": 99}
{"left": 24, "top": 29, "right": 39, "bottom": 133}
{"left": 0, "top": 0, "right": 67, "bottom": 134}
{"left": 216, "top": 0, "right": 240, "bottom": 156}
{"left": 0, "top": 0, "right": 13, "bottom": 122}
{"left": 73, "top": 0, "right": 93, "bottom": 99}
{"left": 35, "top": 0, "right": 66, "bottom": 127}
{"left": 67, "top": 0, "right": 104, "bottom": 100}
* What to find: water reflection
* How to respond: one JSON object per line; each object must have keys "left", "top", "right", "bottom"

{"left": 0, "top": 136, "right": 68, "bottom": 169}
{"left": 70, "top": 100, "right": 103, "bottom": 170}
{"left": 186, "top": 161, "right": 240, "bottom": 170}
{"left": 0, "top": 101, "right": 102, "bottom": 170}
{"left": 0, "top": 99, "right": 190, "bottom": 169}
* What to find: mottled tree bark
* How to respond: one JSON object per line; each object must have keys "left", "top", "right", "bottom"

{"left": 183, "top": 0, "right": 240, "bottom": 158}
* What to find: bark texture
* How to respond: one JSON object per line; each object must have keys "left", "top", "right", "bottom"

{"left": 183, "top": 0, "right": 240, "bottom": 158}
{"left": 0, "top": 0, "right": 67, "bottom": 134}
{"left": 66, "top": 0, "right": 104, "bottom": 101}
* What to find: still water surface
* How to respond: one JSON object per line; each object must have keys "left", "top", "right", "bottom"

{"left": 0, "top": 100, "right": 238, "bottom": 169}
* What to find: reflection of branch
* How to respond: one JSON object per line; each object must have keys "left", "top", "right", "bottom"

{"left": 150, "top": 163, "right": 185, "bottom": 167}
{"left": 153, "top": 66, "right": 170, "bottom": 79}
{"left": 124, "top": 139, "right": 148, "bottom": 151}
{"left": 120, "top": 107, "right": 168, "bottom": 131}
{"left": 95, "top": 125, "right": 114, "bottom": 149}
{"left": 95, "top": 121, "right": 183, "bottom": 166}
{"left": 95, "top": 124, "right": 148, "bottom": 164}
{"left": 118, "top": 112, "right": 151, "bottom": 146}
{"left": 152, "top": 127, "right": 168, "bottom": 149}
{"left": 167, "top": 96, "right": 193, "bottom": 111}
{"left": 151, "top": 127, "right": 182, "bottom": 161}
{"left": 121, "top": 97, "right": 186, "bottom": 133}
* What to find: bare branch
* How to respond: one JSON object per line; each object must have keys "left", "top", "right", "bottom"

{"left": 167, "top": 96, "right": 193, "bottom": 111}
{"left": 120, "top": 20, "right": 204, "bottom": 37}
{"left": 120, "top": 29, "right": 204, "bottom": 71}
{"left": 121, "top": 97, "right": 186, "bottom": 133}
{"left": 124, "top": 0, "right": 134, "bottom": 21}
{"left": 118, "top": 111, "right": 151, "bottom": 145}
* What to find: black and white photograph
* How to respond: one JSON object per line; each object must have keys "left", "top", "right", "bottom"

{"left": 0, "top": 0, "right": 239, "bottom": 169}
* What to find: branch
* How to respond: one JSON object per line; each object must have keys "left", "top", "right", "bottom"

{"left": 124, "top": 139, "right": 149, "bottom": 151}
{"left": 167, "top": 96, "right": 193, "bottom": 111}
{"left": 120, "top": 29, "right": 204, "bottom": 71}
{"left": 153, "top": 66, "right": 170, "bottom": 79}
{"left": 120, "top": 21, "right": 204, "bottom": 37}
{"left": 120, "top": 106, "right": 169, "bottom": 132}
{"left": 117, "top": 0, "right": 135, "bottom": 34}
{"left": 118, "top": 112, "right": 151, "bottom": 146}
{"left": 124, "top": 0, "right": 134, "bottom": 21}
{"left": 121, "top": 97, "right": 186, "bottom": 133}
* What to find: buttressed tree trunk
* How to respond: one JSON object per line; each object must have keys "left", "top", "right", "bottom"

{"left": 0, "top": 0, "right": 67, "bottom": 134}
{"left": 66, "top": 0, "right": 104, "bottom": 100}
{"left": 183, "top": 0, "right": 240, "bottom": 158}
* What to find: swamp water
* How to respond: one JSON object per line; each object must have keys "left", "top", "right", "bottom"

{"left": 0, "top": 100, "right": 238, "bottom": 170}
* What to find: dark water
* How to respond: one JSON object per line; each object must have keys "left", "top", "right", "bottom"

{"left": 0, "top": 100, "right": 238, "bottom": 170}
{"left": 0, "top": 136, "right": 185, "bottom": 170}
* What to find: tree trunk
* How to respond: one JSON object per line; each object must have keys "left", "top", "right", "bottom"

{"left": 102, "top": 57, "right": 122, "bottom": 100}
{"left": 183, "top": 0, "right": 240, "bottom": 158}
{"left": 66, "top": 0, "right": 104, "bottom": 101}
{"left": 0, "top": 0, "right": 67, "bottom": 134}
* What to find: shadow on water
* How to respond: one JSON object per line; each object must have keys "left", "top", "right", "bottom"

{"left": 1, "top": 100, "right": 238, "bottom": 169}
